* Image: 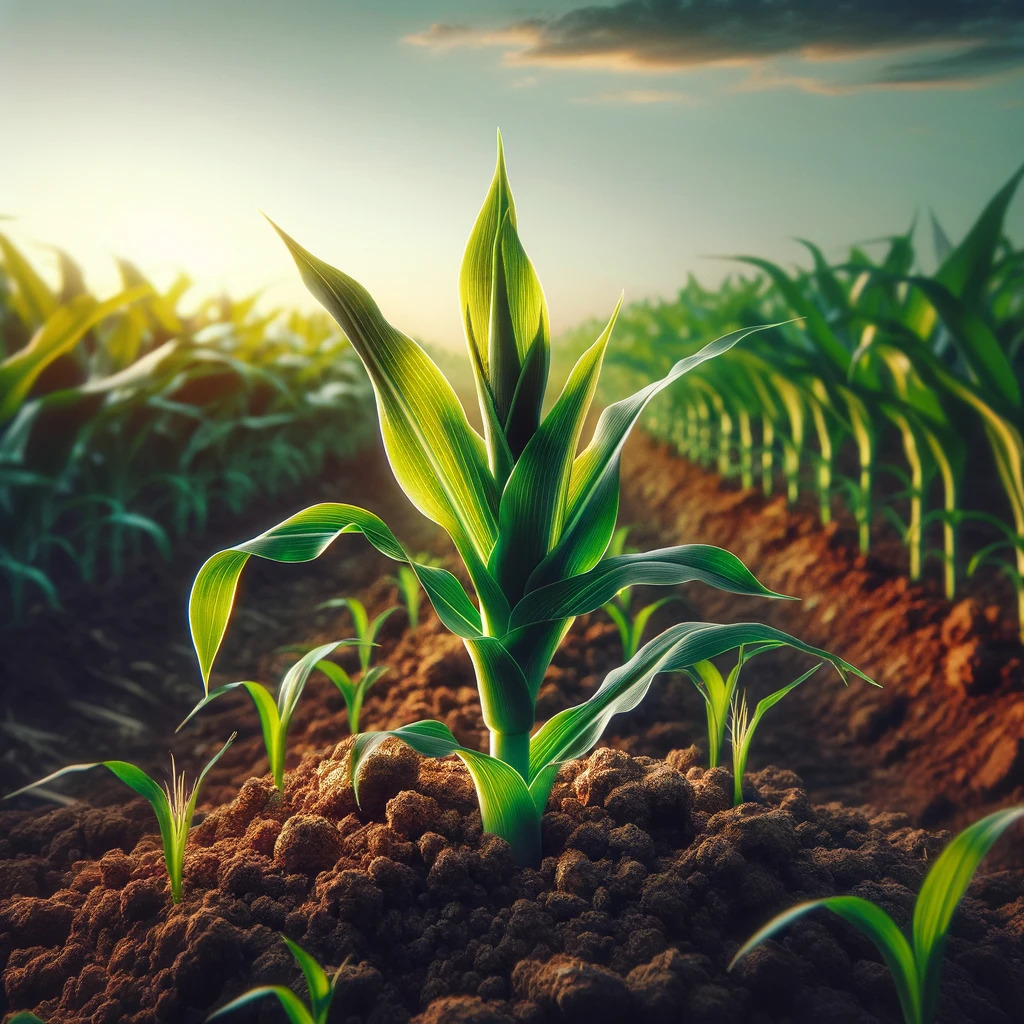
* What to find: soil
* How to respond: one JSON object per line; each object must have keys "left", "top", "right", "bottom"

{"left": 1, "top": 432, "right": 1022, "bottom": 1023}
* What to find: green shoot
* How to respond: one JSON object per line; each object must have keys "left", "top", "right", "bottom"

{"left": 317, "top": 597, "right": 397, "bottom": 673}
{"left": 731, "top": 805, "right": 1024, "bottom": 1024}
{"left": 207, "top": 936, "right": 346, "bottom": 1024}
{"left": 189, "top": 135, "right": 871, "bottom": 865}
{"left": 728, "top": 664, "right": 821, "bottom": 805}
{"left": 603, "top": 594, "right": 682, "bottom": 661}
{"left": 5, "top": 735, "right": 235, "bottom": 903}
{"left": 386, "top": 551, "right": 441, "bottom": 628}
{"left": 179, "top": 642, "right": 354, "bottom": 791}
{"left": 315, "top": 661, "right": 388, "bottom": 735}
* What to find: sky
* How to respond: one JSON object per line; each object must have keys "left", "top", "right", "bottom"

{"left": 2, "top": 0, "right": 1023, "bottom": 347}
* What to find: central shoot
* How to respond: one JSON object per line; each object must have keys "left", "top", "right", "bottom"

{"left": 188, "top": 136, "right": 869, "bottom": 865}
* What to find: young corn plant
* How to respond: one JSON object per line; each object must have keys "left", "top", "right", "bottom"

{"left": 600, "top": 527, "right": 683, "bottom": 661}
{"left": 207, "top": 936, "right": 345, "bottom": 1024}
{"left": 179, "top": 643, "right": 354, "bottom": 790}
{"left": 731, "top": 805, "right": 1024, "bottom": 1024}
{"left": 5, "top": 735, "right": 234, "bottom": 903}
{"left": 387, "top": 551, "right": 441, "bottom": 629}
{"left": 728, "top": 663, "right": 821, "bottom": 805}
{"left": 188, "top": 136, "right": 871, "bottom": 864}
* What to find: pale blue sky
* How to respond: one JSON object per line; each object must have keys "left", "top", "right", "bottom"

{"left": 2, "top": 0, "right": 1022, "bottom": 345}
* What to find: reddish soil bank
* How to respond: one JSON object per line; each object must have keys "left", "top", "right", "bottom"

{"left": 618, "top": 434, "right": 1024, "bottom": 837}
{"left": 2, "top": 745, "right": 1022, "bottom": 1024}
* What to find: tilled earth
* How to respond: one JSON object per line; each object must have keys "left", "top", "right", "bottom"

{"left": 1, "top": 432, "right": 1023, "bottom": 1022}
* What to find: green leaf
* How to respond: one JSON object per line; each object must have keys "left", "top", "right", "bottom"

{"left": 0, "top": 232, "right": 58, "bottom": 326}
{"left": 207, "top": 985, "right": 315, "bottom": 1024}
{"left": 730, "top": 897, "right": 919, "bottom": 1024}
{"left": 350, "top": 719, "right": 540, "bottom": 863}
{"left": 565, "top": 324, "right": 789, "bottom": 545}
{"left": 188, "top": 503, "right": 482, "bottom": 689}
{"left": 912, "top": 805, "right": 1024, "bottom": 1023}
{"left": 935, "top": 161, "right": 1024, "bottom": 305}
{"left": 510, "top": 544, "right": 788, "bottom": 628}
{"left": 490, "top": 299, "right": 621, "bottom": 603}
{"left": 283, "top": 937, "right": 332, "bottom": 1020}
{"left": 528, "top": 621, "right": 873, "bottom": 790}
{"left": 268, "top": 219, "right": 499, "bottom": 563}
{"left": 0, "top": 287, "right": 149, "bottom": 423}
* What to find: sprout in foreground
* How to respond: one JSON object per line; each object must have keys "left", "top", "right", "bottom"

{"left": 207, "top": 935, "right": 345, "bottom": 1024}
{"left": 5, "top": 735, "right": 235, "bottom": 903}
{"left": 188, "top": 134, "right": 872, "bottom": 864}
{"left": 731, "top": 805, "right": 1024, "bottom": 1024}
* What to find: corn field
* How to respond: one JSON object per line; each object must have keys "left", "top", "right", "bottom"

{"left": 0, "top": 234, "right": 374, "bottom": 618}
{"left": 576, "top": 165, "right": 1024, "bottom": 640}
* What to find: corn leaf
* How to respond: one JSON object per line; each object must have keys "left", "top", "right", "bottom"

{"left": 528, "top": 621, "right": 873, "bottom": 788}
{"left": 350, "top": 719, "right": 539, "bottom": 862}
{"left": 268, "top": 219, "right": 498, "bottom": 563}
{"left": 731, "top": 897, "right": 919, "bottom": 1024}
{"left": 189, "top": 504, "right": 482, "bottom": 689}
{"left": 912, "top": 805, "right": 1024, "bottom": 1023}
{"left": 283, "top": 937, "right": 333, "bottom": 1020}
{"left": 509, "top": 544, "right": 788, "bottom": 628}
{"left": 565, "top": 324, "right": 788, "bottom": 546}
{"left": 207, "top": 986, "right": 315, "bottom": 1024}
{"left": 0, "top": 232, "right": 58, "bottom": 327}
{"left": 490, "top": 299, "right": 620, "bottom": 601}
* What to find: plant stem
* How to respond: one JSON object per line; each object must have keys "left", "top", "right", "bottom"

{"left": 490, "top": 730, "right": 530, "bottom": 781}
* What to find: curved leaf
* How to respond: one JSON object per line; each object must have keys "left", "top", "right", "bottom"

{"left": 510, "top": 544, "right": 788, "bottom": 628}
{"left": 268, "top": 219, "right": 499, "bottom": 561}
{"left": 912, "top": 805, "right": 1024, "bottom": 1023}
{"left": 189, "top": 503, "right": 481, "bottom": 689}
{"left": 730, "top": 897, "right": 919, "bottom": 1024}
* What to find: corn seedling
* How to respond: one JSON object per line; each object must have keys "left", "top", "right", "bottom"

{"left": 207, "top": 936, "right": 346, "bottom": 1024}
{"left": 188, "top": 135, "right": 871, "bottom": 865}
{"left": 731, "top": 805, "right": 1024, "bottom": 1024}
{"left": 316, "top": 597, "right": 397, "bottom": 673}
{"left": 5, "top": 735, "right": 234, "bottom": 902}
{"left": 179, "top": 642, "right": 354, "bottom": 790}
{"left": 728, "top": 663, "right": 821, "bottom": 805}
{"left": 387, "top": 551, "right": 442, "bottom": 628}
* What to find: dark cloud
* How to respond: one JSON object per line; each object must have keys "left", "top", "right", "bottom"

{"left": 405, "top": 1, "right": 1024, "bottom": 92}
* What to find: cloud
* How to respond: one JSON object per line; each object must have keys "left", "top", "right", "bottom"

{"left": 575, "top": 88, "right": 694, "bottom": 105}
{"left": 404, "top": 1, "right": 1024, "bottom": 92}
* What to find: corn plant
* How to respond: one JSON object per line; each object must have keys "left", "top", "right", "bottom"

{"left": 388, "top": 551, "right": 441, "bottom": 628}
{"left": 208, "top": 936, "right": 346, "bottom": 1024}
{"left": 5, "top": 735, "right": 235, "bottom": 902}
{"left": 188, "top": 135, "right": 871, "bottom": 864}
{"left": 731, "top": 805, "right": 1024, "bottom": 1024}
{"left": 179, "top": 643, "right": 354, "bottom": 790}
{"left": 728, "top": 663, "right": 821, "bottom": 805}
{"left": 600, "top": 527, "right": 683, "bottom": 660}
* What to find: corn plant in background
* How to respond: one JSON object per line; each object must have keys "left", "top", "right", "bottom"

{"left": 388, "top": 551, "right": 442, "bottom": 629}
{"left": 207, "top": 937, "right": 347, "bottom": 1024}
{"left": 179, "top": 643, "right": 355, "bottom": 791}
{"left": 601, "top": 164, "right": 1024, "bottom": 638}
{"left": 5, "top": 735, "right": 235, "bottom": 903}
{"left": 600, "top": 526, "right": 684, "bottom": 660}
{"left": 0, "top": 233, "right": 375, "bottom": 619}
{"left": 188, "top": 135, "right": 871, "bottom": 865}
{"left": 731, "top": 805, "right": 1024, "bottom": 1024}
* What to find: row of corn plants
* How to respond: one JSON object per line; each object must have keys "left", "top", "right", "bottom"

{"left": 575, "top": 165, "right": 1024, "bottom": 639}
{"left": 6, "top": 138, "right": 1022, "bottom": 1024}
{"left": 0, "top": 236, "right": 375, "bottom": 619}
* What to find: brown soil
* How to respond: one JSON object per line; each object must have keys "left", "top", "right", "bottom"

{"left": 2, "top": 432, "right": 1023, "bottom": 1022}
{"left": 2, "top": 746, "right": 1021, "bottom": 1024}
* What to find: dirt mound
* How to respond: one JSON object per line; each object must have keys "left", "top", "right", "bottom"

{"left": 2, "top": 745, "right": 1021, "bottom": 1023}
